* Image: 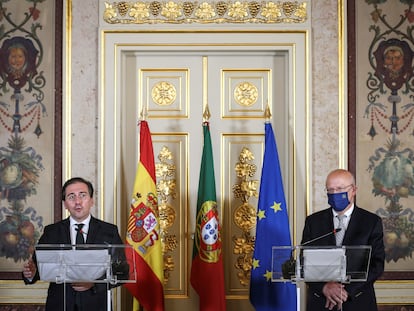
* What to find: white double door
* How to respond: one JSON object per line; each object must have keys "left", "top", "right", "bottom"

{"left": 101, "top": 31, "right": 308, "bottom": 311}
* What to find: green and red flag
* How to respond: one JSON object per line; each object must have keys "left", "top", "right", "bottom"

{"left": 190, "top": 121, "right": 226, "bottom": 311}
{"left": 125, "top": 120, "right": 165, "bottom": 311}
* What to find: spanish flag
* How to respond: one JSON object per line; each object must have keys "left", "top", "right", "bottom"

{"left": 125, "top": 120, "right": 165, "bottom": 311}
{"left": 190, "top": 121, "right": 226, "bottom": 311}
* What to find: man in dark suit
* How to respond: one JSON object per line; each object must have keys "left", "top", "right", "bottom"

{"left": 22, "top": 177, "right": 125, "bottom": 311}
{"left": 301, "top": 169, "right": 385, "bottom": 311}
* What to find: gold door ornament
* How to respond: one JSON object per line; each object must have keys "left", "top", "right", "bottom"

{"left": 232, "top": 147, "right": 259, "bottom": 286}
{"left": 234, "top": 81, "right": 258, "bottom": 107}
{"left": 155, "top": 146, "right": 178, "bottom": 284}
{"left": 152, "top": 81, "right": 177, "bottom": 106}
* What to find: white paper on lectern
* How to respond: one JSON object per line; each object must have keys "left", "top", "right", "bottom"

{"left": 303, "top": 248, "right": 346, "bottom": 282}
{"left": 36, "top": 249, "right": 109, "bottom": 282}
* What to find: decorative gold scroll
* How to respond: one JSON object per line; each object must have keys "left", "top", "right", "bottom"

{"left": 103, "top": 1, "right": 307, "bottom": 24}
{"left": 232, "top": 147, "right": 259, "bottom": 286}
{"left": 155, "top": 146, "right": 178, "bottom": 284}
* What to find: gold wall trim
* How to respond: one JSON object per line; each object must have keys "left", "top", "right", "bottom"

{"left": 103, "top": 0, "right": 307, "bottom": 24}
{"left": 64, "top": 0, "right": 72, "bottom": 182}
{"left": 338, "top": 0, "right": 346, "bottom": 168}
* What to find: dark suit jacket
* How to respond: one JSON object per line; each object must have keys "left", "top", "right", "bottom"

{"left": 301, "top": 206, "right": 385, "bottom": 311}
{"left": 23, "top": 216, "right": 124, "bottom": 311}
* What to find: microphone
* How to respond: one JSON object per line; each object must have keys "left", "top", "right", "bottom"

{"left": 301, "top": 228, "right": 341, "bottom": 246}
{"left": 281, "top": 228, "right": 341, "bottom": 279}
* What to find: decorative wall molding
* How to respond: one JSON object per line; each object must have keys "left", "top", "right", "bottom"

{"left": 103, "top": 0, "right": 307, "bottom": 24}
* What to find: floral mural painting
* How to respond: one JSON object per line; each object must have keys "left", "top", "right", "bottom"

{"left": 362, "top": 0, "right": 414, "bottom": 265}
{"left": 0, "top": 1, "right": 46, "bottom": 264}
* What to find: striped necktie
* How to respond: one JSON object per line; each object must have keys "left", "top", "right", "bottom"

{"left": 335, "top": 215, "right": 346, "bottom": 246}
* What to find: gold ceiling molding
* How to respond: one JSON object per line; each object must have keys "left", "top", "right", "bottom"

{"left": 103, "top": 1, "right": 307, "bottom": 24}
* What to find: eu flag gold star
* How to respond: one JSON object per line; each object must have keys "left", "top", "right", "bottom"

{"left": 252, "top": 258, "right": 260, "bottom": 269}
{"left": 271, "top": 201, "right": 282, "bottom": 213}
{"left": 264, "top": 269, "right": 273, "bottom": 281}
{"left": 257, "top": 209, "right": 266, "bottom": 220}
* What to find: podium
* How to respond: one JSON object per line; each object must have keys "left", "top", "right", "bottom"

{"left": 271, "top": 245, "right": 371, "bottom": 311}
{"left": 272, "top": 245, "right": 372, "bottom": 283}
{"left": 35, "top": 244, "right": 136, "bottom": 311}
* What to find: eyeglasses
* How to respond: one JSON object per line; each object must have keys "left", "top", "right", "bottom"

{"left": 325, "top": 184, "right": 353, "bottom": 194}
{"left": 66, "top": 192, "right": 90, "bottom": 202}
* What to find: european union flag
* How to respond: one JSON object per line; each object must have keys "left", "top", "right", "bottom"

{"left": 249, "top": 122, "right": 297, "bottom": 311}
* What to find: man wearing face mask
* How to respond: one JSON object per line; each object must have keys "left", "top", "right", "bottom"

{"left": 301, "top": 169, "right": 385, "bottom": 311}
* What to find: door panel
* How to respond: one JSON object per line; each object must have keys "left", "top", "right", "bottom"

{"left": 101, "top": 31, "right": 309, "bottom": 311}
{"left": 120, "top": 50, "right": 288, "bottom": 310}
{"left": 209, "top": 52, "right": 288, "bottom": 311}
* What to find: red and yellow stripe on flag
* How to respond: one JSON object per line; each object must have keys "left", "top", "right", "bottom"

{"left": 125, "top": 120, "right": 165, "bottom": 311}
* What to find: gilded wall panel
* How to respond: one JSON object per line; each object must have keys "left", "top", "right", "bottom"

{"left": 152, "top": 134, "right": 189, "bottom": 296}
{"left": 221, "top": 134, "right": 263, "bottom": 295}
{"left": 141, "top": 69, "right": 189, "bottom": 118}
{"left": 222, "top": 69, "right": 270, "bottom": 118}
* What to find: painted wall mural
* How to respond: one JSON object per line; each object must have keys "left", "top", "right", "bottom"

{"left": 356, "top": 0, "right": 414, "bottom": 274}
{"left": 0, "top": 0, "right": 54, "bottom": 273}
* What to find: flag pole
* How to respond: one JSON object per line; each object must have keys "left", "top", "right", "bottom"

{"left": 125, "top": 112, "right": 165, "bottom": 311}
{"left": 249, "top": 100, "right": 297, "bottom": 311}
{"left": 138, "top": 107, "right": 146, "bottom": 311}
{"left": 190, "top": 102, "right": 226, "bottom": 311}
{"left": 264, "top": 102, "right": 300, "bottom": 311}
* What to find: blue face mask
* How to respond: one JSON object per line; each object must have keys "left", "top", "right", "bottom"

{"left": 327, "top": 191, "right": 350, "bottom": 211}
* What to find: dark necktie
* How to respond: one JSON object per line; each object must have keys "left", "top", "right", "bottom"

{"left": 75, "top": 223, "right": 85, "bottom": 244}
{"left": 74, "top": 224, "right": 85, "bottom": 311}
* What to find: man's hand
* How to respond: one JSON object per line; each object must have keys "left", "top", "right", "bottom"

{"left": 322, "top": 282, "right": 348, "bottom": 310}
{"left": 23, "top": 257, "right": 37, "bottom": 279}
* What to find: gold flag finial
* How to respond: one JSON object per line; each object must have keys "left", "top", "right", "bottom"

{"left": 140, "top": 106, "right": 148, "bottom": 121}
{"left": 265, "top": 103, "right": 271, "bottom": 121}
{"left": 203, "top": 104, "right": 211, "bottom": 122}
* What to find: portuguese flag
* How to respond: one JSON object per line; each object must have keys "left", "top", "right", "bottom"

{"left": 190, "top": 121, "right": 226, "bottom": 311}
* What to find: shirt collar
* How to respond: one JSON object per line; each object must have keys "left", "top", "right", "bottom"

{"left": 333, "top": 204, "right": 354, "bottom": 218}
{"left": 69, "top": 214, "right": 91, "bottom": 227}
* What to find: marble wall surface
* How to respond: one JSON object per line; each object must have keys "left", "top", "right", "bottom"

{"left": 68, "top": 0, "right": 341, "bottom": 215}
{"left": 310, "top": 0, "right": 342, "bottom": 210}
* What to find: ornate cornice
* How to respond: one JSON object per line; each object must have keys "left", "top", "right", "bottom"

{"left": 103, "top": 1, "right": 307, "bottom": 24}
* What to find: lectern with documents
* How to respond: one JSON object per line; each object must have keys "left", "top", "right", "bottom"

{"left": 272, "top": 245, "right": 371, "bottom": 283}
{"left": 35, "top": 244, "right": 136, "bottom": 311}
{"left": 271, "top": 245, "right": 371, "bottom": 311}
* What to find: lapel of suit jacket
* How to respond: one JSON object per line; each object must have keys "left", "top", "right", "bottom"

{"left": 315, "top": 208, "right": 337, "bottom": 245}
{"left": 341, "top": 206, "right": 360, "bottom": 245}
{"left": 326, "top": 208, "right": 337, "bottom": 245}
{"left": 86, "top": 216, "right": 100, "bottom": 243}
{"left": 61, "top": 218, "right": 71, "bottom": 244}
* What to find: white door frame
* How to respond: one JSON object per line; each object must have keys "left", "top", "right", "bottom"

{"left": 99, "top": 30, "right": 311, "bottom": 310}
